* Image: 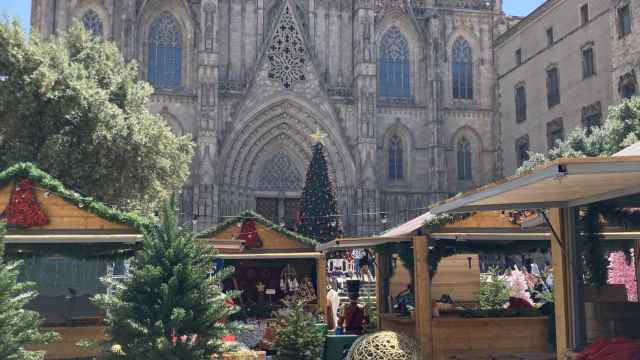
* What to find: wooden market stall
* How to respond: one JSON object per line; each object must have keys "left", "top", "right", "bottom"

{"left": 0, "top": 163, "right": 146, "bottom": 359}
{"left": 200, "top": 211, "right": 327, "bottom": 315}
{"left": 430, "top": 153, "right": 640, "bottom": 359}
{"left": 319, "top": 211, "right": 553, "bottom": 359}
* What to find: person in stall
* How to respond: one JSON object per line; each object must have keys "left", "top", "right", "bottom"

{"left": 337, "top": 280, "right": 369, "bottom": 335}
{"left": 393, "top": 284, "right": 415, "bottom": 316}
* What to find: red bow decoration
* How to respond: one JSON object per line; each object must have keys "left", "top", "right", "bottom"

{"left": 0, "top": 179, "right": 49, "bottom": 228}
{"left": 238, "top": 218, "right": 262, "bottom": 249}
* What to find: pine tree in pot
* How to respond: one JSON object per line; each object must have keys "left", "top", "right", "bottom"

{"left": 296, "top": 136, "right": 342, "bottom": 243}
{"left": 0, "top": 222, "right": 57, "bottom": 360}
{"left": 92, "top": 198, "right": 241, "bottom": 359}
{"left": 272, "top": 299, "right": 325, "bottom": 360}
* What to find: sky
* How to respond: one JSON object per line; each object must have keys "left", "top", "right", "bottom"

{"left": 0, "top": 0, "right": 547, "bottom": 34}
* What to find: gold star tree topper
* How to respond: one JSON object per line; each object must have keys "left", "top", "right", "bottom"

{"left": 310, "top": 128, "right": 328, "bottom": 144}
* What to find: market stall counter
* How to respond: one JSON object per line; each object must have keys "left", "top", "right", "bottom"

{"left": 200, "top": 211, "right": 328, "bottom": 352}
{"left": 319, "top": 211, "right": 555, "bottom": 359}
{"left": 0, "top": 163, "right": 148, "bottom": 359}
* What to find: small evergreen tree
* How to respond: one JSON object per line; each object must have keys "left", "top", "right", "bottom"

{"left": 478, "top": 267, "right": 510, "bottom": 311}
{"left": 272, "top": 300, "right": 324, "bottom": 360}
{"left": 93, "top": 198, "right": 239, "bottom": 359}
{"left": 0, "top": 222, "right": 57, "bottom": 360}
{"left": 297, "top": 141, "right": 341, "bottom": 243}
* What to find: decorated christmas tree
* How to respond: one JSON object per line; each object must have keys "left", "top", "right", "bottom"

{"left": 296, "top": 134, "right": 342, "bottom": 243}
{"left": 0, "top": 222, "right": 57, "bottom": 359}
{"left": 92, "top": 197, "right": 240, "bottom": 359}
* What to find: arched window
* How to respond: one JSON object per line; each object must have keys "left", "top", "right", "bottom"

{"left": 619, "top": 71, "right": 637, "bottom": 99}
{"left": 388, "top": 135, "right": 404, "bottom": 180}
{"left": 378, "top": 26, "right": 411, "bottom": 98}
{"left": 452, "top": 37, "right": 473, "bottom": 100}
{"left": 148, "top": 13, "right": 182, "bottom": 89}
{"left": 457, "top": 138, "right": 472, "bottom": 181}
{"left": 258, "top": 153, "right": 303, "bottom": 192}
{"left": 82, "top": 9, "right": 103, "bottom": 38}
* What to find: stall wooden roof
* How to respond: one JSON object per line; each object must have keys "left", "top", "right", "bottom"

{"left": 317, "top": 211, "right": 549, "bottom": 251}
{"left": 200, "top": 211, "right": 318, "bottom": 255}
{"left": 0, "top": 163, "right": 147, "bottom": 242}
{"left": 430, "top": 156, "right": 640, "bottom": 214}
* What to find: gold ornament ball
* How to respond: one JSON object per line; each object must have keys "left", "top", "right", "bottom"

{"left": 346, "top": 331, "right": 421, "bottom": 360}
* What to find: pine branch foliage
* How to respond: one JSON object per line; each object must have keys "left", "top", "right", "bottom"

{"left": 92, "top": 198, "right": 240, "bottom": 359}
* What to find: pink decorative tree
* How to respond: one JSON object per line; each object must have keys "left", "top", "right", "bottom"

{"left": 608, "top": 250, "right": 638, "bottom": 302}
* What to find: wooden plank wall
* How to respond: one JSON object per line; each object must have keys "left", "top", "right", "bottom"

{"left": 432, "top": 316, "right": 549, "bottom": 359}
{"left": 28, "top": 326, "right": 104, "bottom": 359}
{"left": 213, "top": 222, "right": 313, "bottom": 250}
{"left": 0, "top": 183, "right": 130, "bottom": 231}
{"left": 389, "top": 254, "right": 480, "bottom": 303}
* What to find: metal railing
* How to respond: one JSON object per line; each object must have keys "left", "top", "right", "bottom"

{"left": 177, "top": 185, "right": 433, "bottom": 237}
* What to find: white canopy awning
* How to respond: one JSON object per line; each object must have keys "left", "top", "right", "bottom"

{"left": 431, "top": 156, "right": 640, "bottom": 214}
{"left": 316, "top": 236, "right": 412, "bottom": 252}
{"left": 380, "top": 212, "right": 436, "bottom": 238}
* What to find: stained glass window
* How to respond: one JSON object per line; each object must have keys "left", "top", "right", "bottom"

{"left": 452, "top": 37, "right": 473, "bottom": 99}
{"left": 388, "top": 135, "right": 404, "bottom": 180}
{"left": 378, "top": 26, "right": 411, "bottom": 98}
{"left": 82, "top": 9, "right": 103, "bottom": 38}
{"left": 457, "top": 138, "right": 472, "bottom": 181}
{"left": 148, "top": 13, "right": 182, "bottom": 89}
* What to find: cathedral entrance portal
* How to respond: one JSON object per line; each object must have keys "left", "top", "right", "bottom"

{"left": 255, "top": 152, "right": 304, "bottom": 228}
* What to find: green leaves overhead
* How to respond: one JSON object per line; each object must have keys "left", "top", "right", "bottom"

{"left": 0, "top": 21, "right": 194, "bottom": 211}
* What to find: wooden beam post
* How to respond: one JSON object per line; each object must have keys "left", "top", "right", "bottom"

{"left": 413, "top": 235, "right": 433, "bottom": 358}
{"left": 549, "top": 208, "right": 571, "bottom": 360}
{"left": 635, "top": 240, "right": 640, "bottom": 303}
{"left": 316, "top": 255, "right": 328, "bottom": 317}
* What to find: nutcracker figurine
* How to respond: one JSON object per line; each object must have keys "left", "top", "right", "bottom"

{"left": 337, "top": 280, "right": 369, "bottom": 335}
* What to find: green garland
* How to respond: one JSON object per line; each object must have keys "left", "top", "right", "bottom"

{"left": 197, "top": 210, "right": 318, "bottom": 248}
{"left": 0, "top": 163, "right": 154, "bottom": 232}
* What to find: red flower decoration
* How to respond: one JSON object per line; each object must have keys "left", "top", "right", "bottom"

{"left": 0, "top": 179, "right": 49, "bottom": 228}
{"left": 238, "top": 218, "right": 262, "bottom": 249}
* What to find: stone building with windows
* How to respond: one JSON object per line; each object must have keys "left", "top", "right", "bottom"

{"left": 611, "top": 0, "right": 640, "bottom": 104}
{"left": 495, "top": 0, "right": 616, "bottom": 175}
{"left": 31, "top": 0, "right": 504, "bottom": 234}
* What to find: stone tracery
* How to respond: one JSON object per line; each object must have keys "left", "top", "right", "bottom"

{"left": 267, "top": 5, "right": 307, "bottom": 89}
{"left": 258, "top": 153, "right": 304, "bottom": 192}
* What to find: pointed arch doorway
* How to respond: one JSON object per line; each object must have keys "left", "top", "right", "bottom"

{"left": 255, "top": 152, "right": 304, "bottom": 228}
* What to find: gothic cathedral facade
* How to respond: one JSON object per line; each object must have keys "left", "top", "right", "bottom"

{"left": 31, "top": 0, "right": 503, "bottom": 234}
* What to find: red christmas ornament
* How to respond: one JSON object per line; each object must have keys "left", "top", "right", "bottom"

{"left": 238, "top": 218, "right": 262, "bottom": 249}
{"left": 0, "top": 179, "right": 49, "bottom": 228}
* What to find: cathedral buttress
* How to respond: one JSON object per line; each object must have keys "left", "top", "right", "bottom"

{"left": 354, "top": 1, "right": 377, "bottom": 190}
{"left": 196, "top": 0, "right": 220, "bottom": 219}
